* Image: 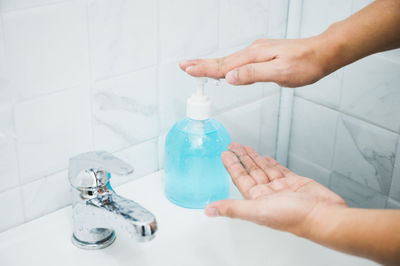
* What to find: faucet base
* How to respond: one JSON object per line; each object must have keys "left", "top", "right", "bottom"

{"left": 71, "top": 230, "right": 116, "bottom": 250}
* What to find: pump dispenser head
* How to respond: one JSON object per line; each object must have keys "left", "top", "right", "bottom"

{"left": 186, "top": 77, "right": 211, "bottom": 120}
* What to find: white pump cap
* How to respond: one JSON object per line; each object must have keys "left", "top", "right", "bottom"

{"left": 186, "top": 77, "right": 211, "bottom": 120}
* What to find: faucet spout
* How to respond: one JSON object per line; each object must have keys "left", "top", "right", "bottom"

{"left": 87, "top": 192, "right": 157, "bottom": 242}
{"left": 68, "top": 151, "right": 157, "bottom": 249}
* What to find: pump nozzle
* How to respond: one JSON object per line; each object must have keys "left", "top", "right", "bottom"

{"left": 186, "top": 77, "right": 211, "bottom": 120}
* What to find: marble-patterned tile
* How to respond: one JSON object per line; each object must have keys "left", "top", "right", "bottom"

{"left": 329, "top": 171, "right": 387, "bottom": 208}
{"left": 216, "top": 98, "right": 275, "bottom": 154}
{"left": 112, "top": 139, "right": 158, "bottom": 187}
{"left": 1, "top": 0, "right": 66, "bottom": 12}
{"left": 289, "top": 97, "right": 339, "bottom": 169}
{"left": 158, "top": 62, "right": 216, "bottom": 133}
{"left": 340, "top": 55, "right": 400, "bottom": 132}
{"left": 22, "top": 170, "right": 70, "bottom": 222}
{"left": 267, "top": 0, "right": 289, "bottom": 38}
{"left": 2, "top": 0, "right": 89, "bottom": 99}
{"left": 0, "top": 108, "right": 19, "bottom": 191}
{"left": 295, "top": 69, "right": 343, "bottom": 109}
{"left": 259, "top": 93, "right": 280, "bottom": 156}
{"left": 288, "top": 153, "right": 331, "bottom": 187}
{"left": 92, "top": 67, "right": 158, "bottom": 152}
{"left": 87, "top": 0, "right": 157, "bottom": 80}
{"left": 219, "top": 0, "right": 269, "bottom": 48}
{"left": 389, "top": 138, "right": 400, "bottom": 201}
{"left": 159, "top": 0, "right": 218, "bottom": 63}
{"left": 332, "top": 115, "right": 397, "bottom": 195}
{"left": 300, "top": 0, "right": 352, "bottom": 38}
{"left": 386, "top": 198, "right": 400, "bottom": 209}
{"left": 0, "top": 187, "right": 24, "bottom": 232}
{"left": 14, "top": 86, "right": 92, "bottom": 183}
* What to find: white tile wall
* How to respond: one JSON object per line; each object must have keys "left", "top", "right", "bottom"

{"left": 92, "top": 67, "right": 158, "bottom": 152}
{"left": 1, "top": 0, "right": 64, "bottom": 12}
{"left": 159, "top": 0, "right": 218, "bottom": 63}
{"left": 3, "top": 0, "right": 89, "bottom": 99}
{"left": 289, "top": 97, "right": 338, "bottom": 169}
{"left": 332, "top": 115, "right": 397, "bottom": 195}
{"left": 329, "top": 171, "right": 387, "bottom": 208}
{"left": 295, "top": 69, "right": 343, "bottom": 109}
{"left": 0, "top": 187, "right": 24, "bottom": 232}
{"left": 389, "top": 139, "right": 400, "bottom": 201}
{"left": 14, "top": 86, "right": 92, "bottom": 183}
{"left": 259, "top": 93, "right": 280, "bottom": 156}
{"left": 386, "top": 198, "right": 400, "bottom": 209}
{"left": 0, "top": 0, "right": 287, "bottom": 232}
{"left": 0, "top": 108, "right": 19, "bottom": 191}
{"left": 267, "top": 0, "right": 289, "bottom": 38}
{"left": 216, "top": 95, "right": 279, "bottom": 156}
{"left": 112, "top": 139, "right": 159, "bottom": 187}
{"left": 87, "top": 0, "right": 157, "bottom": 80}
{"left": 340, "top": 55, "right": 400, "bottom": 132}
{"left": 300, "top": 0, "right": 352, "bottom": 38}
{"left": 288, "top": 153, "right": 331, "bottom": 187}
{"left": 22, "top": 170, "right": 70, "bottom": 222}
{"left": 219, "top": 0, "right": 269, "bottom": 48}
{"left": 289, "top": 0, "right": 400, "bottom": 209}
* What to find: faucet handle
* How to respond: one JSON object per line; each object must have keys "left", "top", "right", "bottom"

{"left": 68, "top": 151, "right": 134, "bottom": 190}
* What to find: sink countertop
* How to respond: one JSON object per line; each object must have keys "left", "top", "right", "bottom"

{"left": 0, "top": 171, "right": 378, "bottom": 266}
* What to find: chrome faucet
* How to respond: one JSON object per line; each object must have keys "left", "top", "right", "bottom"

{"left": 68, "top": 151, "right": 157, "bottom": 249}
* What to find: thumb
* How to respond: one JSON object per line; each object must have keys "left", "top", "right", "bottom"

{"left": 205, "top": 199, "right": 262, "bottom": 222}
{"left": 225, "top": 62, "right": 279, "bottom": 85}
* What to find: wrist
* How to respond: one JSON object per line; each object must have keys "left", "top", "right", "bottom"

{"left": 297, "top": 203, "right": 348, "bottom": 240}
{"left": 309, "top": 22, "right": 348, "bottom": 77}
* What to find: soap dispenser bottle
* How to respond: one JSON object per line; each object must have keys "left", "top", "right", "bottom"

{"left": 164, "top": 77, "right": 231, "bottom": 209}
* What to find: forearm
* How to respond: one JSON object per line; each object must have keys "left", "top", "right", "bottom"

{"left": 315, "top": 0, "right": 400, "bottom": 75}
{"left": 303, "top": 206, "right": 400, "bottom": 265}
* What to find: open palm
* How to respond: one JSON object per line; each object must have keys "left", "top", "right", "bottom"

{"left": 205, "top": 142, "right": 347, "bottom": 235}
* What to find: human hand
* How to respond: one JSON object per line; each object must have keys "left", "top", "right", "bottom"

{"left": 205, "top": 142, "right": 347, "bottom": 236}
{"left": 180, "top": 37, "right": 333, "bottom": 88}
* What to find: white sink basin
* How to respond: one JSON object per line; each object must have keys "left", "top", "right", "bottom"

{"left": 0, "top": 171, "right": 378, "bottom": 266}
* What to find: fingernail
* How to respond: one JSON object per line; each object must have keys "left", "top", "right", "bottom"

{"left": 226, "top": 69, "right": 237, "bottom": 84}
{"left": 205, "top": 207, "right": 219, "bottom": 217}
{"left": 186, "top": 66, "right": 194, "bottom": 73}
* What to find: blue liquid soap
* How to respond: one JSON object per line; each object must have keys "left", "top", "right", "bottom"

{"left": 164, "top": 77, "right": 231, "bottom": 209}
{"left": 165, "top": 118, "right": 231, "bottom": 209}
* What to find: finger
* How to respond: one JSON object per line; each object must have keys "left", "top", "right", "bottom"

{"left": 182, "top": 46, "right": 275, "bottom": 79}
{"left": 225, "top": 61, "right": 280, "bottom": 85}
{"left": 179, "top": 59, "right": 201, "bottom": 71}
{"left": 265, "top": 156, "right": 291, "bottom": 175}
{"left": 244, "top": 146, "right": 284, "bottom": 181}
{"left": 228, "top": 142, "right": 269, "bottom": 184}
{"left": 221, "top": 151, "right": 256, "bottom": 199}
{"left": 205, "top": 199, "right": 263, "bottom": 223}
